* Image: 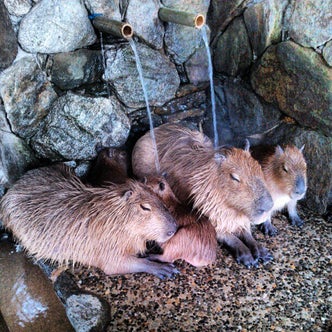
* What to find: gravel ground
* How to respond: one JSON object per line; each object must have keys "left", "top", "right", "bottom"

{"left": 69, "top": 207, "right": 332, "bottom": 331}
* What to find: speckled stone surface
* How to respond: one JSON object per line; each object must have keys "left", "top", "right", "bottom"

{"left": 68, "top": 207, "right": 332, "bottom": 331}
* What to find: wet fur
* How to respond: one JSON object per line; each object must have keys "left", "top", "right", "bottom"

{"left": 132, "top": 124, "right": 274, "bottom": 267}
{"left": 0, "top": 164, "right": 178, "bottom": 278}
{"left": 87, "top": 148, "right": 217, "bottom": 267}
{"left": 251, "top": 144, "right": 307, "bottom": 235}
{"left": 144, "top": 176, "right": 217, "bottom": 267}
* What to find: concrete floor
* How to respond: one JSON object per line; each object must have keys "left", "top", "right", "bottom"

{"left": 70, "top": 207, "right": 332, "bottom": 331}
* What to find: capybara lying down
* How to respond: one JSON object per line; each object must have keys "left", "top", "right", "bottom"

{"left": 0, "top": 165, "right": 179, "bottom": 279}
{"left": 143, "top": 176, "right": 217, "bottom": 267}
{"left": 132, "top": 123, "right": 274, "bottom": 268}
{"left": 251, "top": 144, "right": 307, "bottom": 236}
{"left": 86, "top": 148, "right": 217, "bottom": 267}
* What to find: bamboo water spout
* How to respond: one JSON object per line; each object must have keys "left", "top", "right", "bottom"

{"left": 158, "top": 7, "right": 205, "bottom": 29}
{"left": 92, "top": 16, "right": 133, "bottom": 39}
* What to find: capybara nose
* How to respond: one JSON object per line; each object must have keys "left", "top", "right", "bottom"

{"left": 257, "top": 192, "right": 273, "bottom": 214}
{"left": 294, "top": 175, "right": 306, "bottom": 196}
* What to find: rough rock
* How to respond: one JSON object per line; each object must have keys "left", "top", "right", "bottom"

{"left": 185, "top": 46, "right": 209, "bottom": 85}
{"left": 213, "top": 16, "right": 252, "bottom": 77}
{"left": 287, "top": 0, "right": 332, "bottom": 48}
{"left": 161, "top": 0, "right": 210, "bottom": 64}
{"left": 0, "top": 55, "right": 58, "bottom": 139}
{"left": 31, "top": 92, "right": 130, "bottom": 161}
{"left": 0, "top": 1, "right": 18, "bottom": 71}
{"left": 243, "top": 0, "right": 287, "bottom": 59}
{"left": 257, "top": 122, "right": 332, "bottom": 214}
{"left": 84, "top": 0, "right": 121, "bottom": 20}
{"left": 207, "top": 0, "right": 250, "bottom": 43}
{"left": 48, "top": 49, "right": 103, "bottom": 90}
{"left": 104, "top": 42, "right": 180, "bottom": 109}
{"left": 251, "top": 41, "right": 332, "bottom": 136}
{"left": 0, "top": 105, "right": 37, "bottom": 188}
{"left": 54, "top": 271, "right": 110, "bottom": 332}
{"left": 203, "top": 79, "right": 281, "bottom": 146}
{"left": 126, "top": 0, "right": 164, "bottom": 49}
{"left": 4, "top": 0, "right": 32, "bottom": 16}
{"left": 18, "top": 0, "right": 96, "bottom": 54}
{"left": 323, "top": 40, "right": 332, "bottom": 67}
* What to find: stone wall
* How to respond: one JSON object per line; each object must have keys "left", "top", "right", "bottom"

{"left": 0, "top": 0, "right": 331, "bottom": 214}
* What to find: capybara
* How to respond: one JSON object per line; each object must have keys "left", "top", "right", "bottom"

{"left": 251, "top": 144, "right": 307, "bottom": 236}
{"left": 87, "top": 148, "right": 217, "bottom": 267}
{"left": 85, "top": 147, "right": 129, "bottom": 185}
{"left": 132, "top": 123, "right": 274, "bottom": 267}
{"left": 141, "top": 175, "right": 217, "bottom": 267}
{"left": 0, "top": 165, "right": 179, "bottom": 278}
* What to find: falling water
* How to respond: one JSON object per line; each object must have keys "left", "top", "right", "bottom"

{"left": 128, "top": 38, "right": 160, "bottom": 173}
{"left": 201, "top": 25, "right": 218, "bottom": 148}
{"left": 100, "top": 32, "right": 111, "bottom": 99}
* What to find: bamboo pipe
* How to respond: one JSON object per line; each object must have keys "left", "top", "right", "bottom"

{"left": 92, "top": 16, "right": 133, "bottom": 39}
{"left": 158, "top": 7, "right": 205, "bottom": 29}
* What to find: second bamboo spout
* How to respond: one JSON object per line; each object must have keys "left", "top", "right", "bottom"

{"left": 158, "top": 7, "right": 205, "bottom": 29}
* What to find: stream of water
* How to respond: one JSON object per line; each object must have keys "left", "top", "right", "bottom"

{"left": 201, "top": 25, "right": 218, "bottom": 148}
{"left": 128, "top": 38, "right": 161, "bottom": 173}
{"left": 100, "top": 32, "right": 111, "bottom": 99}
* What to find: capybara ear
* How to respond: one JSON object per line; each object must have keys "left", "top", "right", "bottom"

{"left": 244, "top": 139, "right": 250, "bottom": 152}
{"left": 275, "top": 145, "right": 284, "bottom": 157}
{"left": 299, "top": 144, "right": 305, "bottom": 153}
{"left": 214, "top": 152, "right": 226, "bottom": 166}
{"left": 122, "top": 190, "right": 133, "bottom": 200}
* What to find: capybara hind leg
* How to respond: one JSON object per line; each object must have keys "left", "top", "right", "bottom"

{"left": 287, "top": 200, "right": 304, "bottom": 228}
{"left": 101, "top": 256, "right": 179, "bottom": 279}
{"left": 258, "top": 219, "right": 278, "bottom": 236}
{"left": 239, "top": 230, "right": 273, "bottom": 264}
{"left": 219, "top": 233, "right": 258, "bottom": 268}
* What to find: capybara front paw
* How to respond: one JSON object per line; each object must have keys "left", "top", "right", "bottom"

{"left": 151, "top": 262, "right": 180, "bottom": 279}
{"left": 290, "top": 215, "right": 304, "bottom": 228}
{"left": 256, "top": 246, "right": 273, "bottom": 264}
{"left": 235, "top": 252, "right": 259, "bottom": 269}
{"left": 258, "top": 221, "right": 278, "bottom": 237}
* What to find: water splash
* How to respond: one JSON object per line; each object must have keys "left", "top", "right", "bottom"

{"left": 100, "top": 32, "right": 111, "bottom": 99}
{"left": 201, "top": 25, "right": 218, "bottom": 148}
{"left": 128, "top": 38, "right": 160, "bottom": 173}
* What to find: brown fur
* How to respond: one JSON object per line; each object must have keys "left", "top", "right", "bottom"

{"left": 251, "top": 144, "right": 307, "bottom": 234}
{"left": 86, "top": 148, "right": 128, "bottom": 185}
{"left": 132, "top": 124, "right": 274, "bottom": 266}
{"left": 143, "top": 176, "right": 217, "bottom": 267}
{"left": 0, "top": 165, "right": 179, "bottom": 278}
{"left": 87, "top": 148, "right": 217, "bottom": 267}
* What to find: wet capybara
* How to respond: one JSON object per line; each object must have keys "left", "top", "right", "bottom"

{"left": 87, "top": 148, "right": 217, "bottom": 267}
{"left": 0, "top": 164, "right": 179, "bottom": 278}
{"left": 251, "top": 144, "right": 307, "bottom": 236}
{"left": 132, "top": 123, "right": 274, "bottom": 267}
{"left": 142, "top": 175, "right": 217, "bottom": 267}
{"left": 85, "top": 148, "right": 129, "bottom": 186}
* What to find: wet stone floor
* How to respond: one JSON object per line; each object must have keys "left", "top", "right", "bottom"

{"left": 68, "top": 207, "right": 332, "bottom": 331}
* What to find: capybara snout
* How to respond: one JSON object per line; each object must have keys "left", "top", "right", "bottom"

{"left": 133, "top": 189, "right": 178, "bottom": 243}
{"left": 293, "top": 175, "right": 306, "bottom": 198}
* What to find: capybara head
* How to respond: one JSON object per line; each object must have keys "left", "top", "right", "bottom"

{"left": 141, "top": 174, "right": 180, "bottom": 208}
{"left": 267, "top": 145, "right": 307, "bottom": 200}
{"left": 212, "top": 146, "right": 273, "bottom": 225}
{"left": 124, "top": 181, "right": 178, "bottom": 244}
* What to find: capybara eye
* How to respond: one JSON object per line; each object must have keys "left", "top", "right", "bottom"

{"left": 140, "top": 203, "right": 151, "bottom": 211}
{"left": 230, "top": 173, "right": 240, "bottom": 182}
{"left": 159, "top": 182, "right": 166, "bottom": 191}
{"left": 283, "top": 165, "right": 288, "bottom": 173}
